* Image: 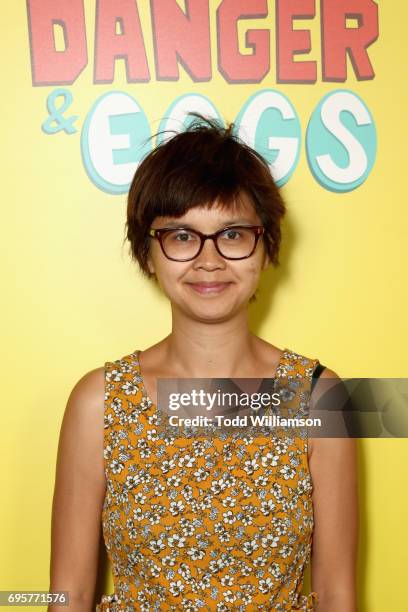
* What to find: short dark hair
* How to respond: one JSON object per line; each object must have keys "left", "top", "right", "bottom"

{"left": 124, "top": 115, "right": 286, "bottom": 278}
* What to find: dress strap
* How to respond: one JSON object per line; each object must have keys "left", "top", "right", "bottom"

{"left": 311, "top": 362, "right": 326, "bottom": 392}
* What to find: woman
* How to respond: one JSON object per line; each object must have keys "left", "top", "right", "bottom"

{"left": 49, "top": 117, "right": 358, "bottom": 611}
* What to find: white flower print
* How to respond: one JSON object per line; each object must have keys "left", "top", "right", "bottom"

{"left": 211, "top": 478, "right": 227, "bottom": 494}
{"left": 242, "top": 539, "right": 259, "bottom": 555}
{"left": 275, "top": 438, "right": 289, "bottom": 454}
{"left": 169, "top": 500, "right": 185, "bottom": 516}
{"left": 140, "top": 396, "right": 152, "bottom": 410}
{"left": 261, "top": 499, "right": 276, "bottom": 516}
{"left": 133, "top": 507, "right": 144, "bottom": 522}
{"left": 253, "top": 555, "right": 268, "bottom": 567}
{"left": 269, "top": 564, "right": 282, "bottom": 582}
{"left": 279, "top": 544, "right": 292, "bottom": 558}
{"left": 221, "top": 575, "right": 234, "bottom": 586}
{"left": 169, "top": 580, "right": 185, "bottom": 596}
{"left": 222, "top": 510, "right": 236, "bottom": 524}
{"left": 178, "top": 454, "right": 196, "bottom": 468}
{"left": 243, "top": 458, "right": 259, "bottom": 474}
{"left": 187, "top": 546, "right": 206, "bottom": 561}
{"left": 168, "top": 534, "right": 186, "bottom": 548}
{"left": 180, "top": 519, "right": 195, "bottom": 537}
{"left": 121, "top": 381, "right": 139, "bottom": 395}
{"left": 261, "top": 452, "right": 279, "bottom": 467}
{"left": 161, "top": 459, "right": 176, "bottom": 473}
{"left": 223, "top": 589, "right": 237, "bottom": 603}
{"left": 150, "top": 564, "right": 161, "bottom": 577}
{"left": 280, "top": 464, "right": 296, "bottom": 480}
{"left": 161, "top": 555, "right": 176, "bottom": 567}
{"left": 241, "top": 513, "right": 254, "bottom": 526}
{"left": 149, "top": 538, "right": 166, "bottom": 553}
{"left": 259, "top": 577, "right": 274, "bottom": 593}
{"left": 110, "top": 459, "right": 125, "bottom": 474}
{"left": 194, "top": 467, "right": 209, "bottom": 482}
{"left": 273, "top": 517, "right": 288, "bottom": 536}
{"left": 255, "top": 475, "right": 269, "bottom": 487}
{"left": 108, "top": 368, "right": 123, "bottom": 382}
{"left": 261, "top": 533, "right": 280, "bottom": 548}
{"left": 134, "top": 493, "right": 146, "bottom": 506}
{"left": 221, "top": 496, "right": 236, "bottom": 508}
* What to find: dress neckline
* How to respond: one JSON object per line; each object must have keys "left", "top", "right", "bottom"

{"left": 134, "top": 347, "right": 290, "bottom": 414}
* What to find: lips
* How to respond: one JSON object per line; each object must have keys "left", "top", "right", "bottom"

{"left": 187, "top": 282, "right": 232, "bottom": 295}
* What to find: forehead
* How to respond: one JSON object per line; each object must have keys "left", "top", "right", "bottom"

{"left": 155, "top": 193, "right": 260, "bottom": 227}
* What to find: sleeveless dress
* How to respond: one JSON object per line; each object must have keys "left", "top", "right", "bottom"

{"left": 97, "top": 348, "right": 321, "bottom": 611}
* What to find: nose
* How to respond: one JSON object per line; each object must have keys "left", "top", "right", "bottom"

{"left": 192, "top": 236, "right": 226, "bottom": 270}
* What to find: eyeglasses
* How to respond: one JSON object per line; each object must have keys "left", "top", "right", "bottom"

{"left": 148, "top": 225, "right": 265, "bottom": 261}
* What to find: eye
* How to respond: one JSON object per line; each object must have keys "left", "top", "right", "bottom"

{"left": 170, "top": 230, "right": 198, "bottom": 242}
{"left": 222, "top": 228, "right": 242, "bottom": 240}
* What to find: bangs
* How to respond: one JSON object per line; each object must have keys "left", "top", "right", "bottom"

{"left": 135, "top": 129, "right": 263, "bottom": 225}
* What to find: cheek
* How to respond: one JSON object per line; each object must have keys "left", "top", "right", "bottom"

{"left": 155, "top": 265, "right": 173, "bottom": 289}
{"left": 154, "top": 262, "right": 190, "bottom": 293}
{"left": 247, "top": 253, "right": 265, "bottom": 276}
{"left": 235, "top": 259, "right": 263, "bottom": 287}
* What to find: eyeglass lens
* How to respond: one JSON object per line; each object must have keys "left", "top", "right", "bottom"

{"left": 160, "top": 228, "right": 257, "bottom": 260}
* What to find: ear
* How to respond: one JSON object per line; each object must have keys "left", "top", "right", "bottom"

{"left": 146, "top": 255, "right": 155, "bottom": 276}
{"left": 261, "top": 251, "right": 271, "bottom": 271}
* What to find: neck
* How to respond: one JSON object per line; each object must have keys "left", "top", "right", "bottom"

{"left": 162, "top": 305, "right": 257, "bottom": 378}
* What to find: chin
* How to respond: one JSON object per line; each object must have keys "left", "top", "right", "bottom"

{"left": 184, "top": 300, "right": 248, "bottom": 323}
{"left": 190, "top": 310, "right": 237, "bottom": 324}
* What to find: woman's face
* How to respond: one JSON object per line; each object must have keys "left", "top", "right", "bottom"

{"left": 147, "top": 193, "right": 270, "bottom": 323}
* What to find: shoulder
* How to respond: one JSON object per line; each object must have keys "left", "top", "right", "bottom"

{"left": 61, "top": 367, "right": 106, "bottom": 437}
{"left": 308, "top": 366, "right": 340, "bottom": 458}
{"left": 308, "top": 366, "right": 357, "bottom": 460}
{"left": 67, "top": 366, "right": 105, "bottom": 408}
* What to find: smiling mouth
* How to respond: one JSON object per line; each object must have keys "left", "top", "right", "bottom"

{"left": 187, "top": 282, "right": 232, "bottom": 295}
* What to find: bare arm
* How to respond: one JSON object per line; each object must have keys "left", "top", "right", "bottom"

{"left": 309, "top": 368, "right": 359, "bottom": 611}
{"left": 48, "top": 367, "right": 106, "bottom": 610}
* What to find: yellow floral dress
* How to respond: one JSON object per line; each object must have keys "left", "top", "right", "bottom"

{"left": 97, "top": 348, "right": 320, "bottom": 611}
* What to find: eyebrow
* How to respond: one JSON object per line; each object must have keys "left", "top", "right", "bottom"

{"left": 158, "top": 218, "right": 256, "bottom": 228}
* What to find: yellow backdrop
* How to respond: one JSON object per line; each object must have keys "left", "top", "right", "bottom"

{"left": 1, "top": 1, "right": 406, "bottom": 610}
